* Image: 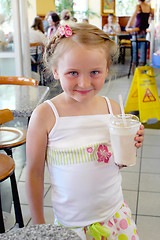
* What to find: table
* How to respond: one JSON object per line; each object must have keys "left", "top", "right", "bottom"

{"left": 0, "top": 224, "right": 81, "bottom": 239}
{"left": 0, "top": 85, "right": 50, "bottom": 118}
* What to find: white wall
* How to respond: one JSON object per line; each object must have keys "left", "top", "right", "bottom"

{"left": 88, "top": 0, "right": 101, "bottom": 28}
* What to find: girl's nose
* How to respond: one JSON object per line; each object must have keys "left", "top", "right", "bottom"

{"left": 78, "top": 76, "right": 91, "bottom": 88}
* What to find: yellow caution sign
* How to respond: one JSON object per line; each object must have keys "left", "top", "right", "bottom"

{"left": 125, "top": 66, "right": 160, "bottom": 123}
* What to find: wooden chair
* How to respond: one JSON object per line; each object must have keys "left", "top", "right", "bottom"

{"left": 0, "top": 153, "right": 24, "bottom": 233}
{"left": 0, "top": 109, "right": 26, "bottom": 157}
{"left": 119, "top": 39, "right": 131, "bottom": 64}
{"left": 0, "top": 76, "right": 39, "bottom": 86}
{"left": 30, "top": 42, "right": 45, "bottom": 85}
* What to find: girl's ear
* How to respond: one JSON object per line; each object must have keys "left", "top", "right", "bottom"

{"left": 52, "top": 69, "right": 59, "bottom": 80}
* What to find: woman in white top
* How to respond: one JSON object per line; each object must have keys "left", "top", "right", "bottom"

{"left": 29, "top": 16, "right": 47, "bottom": 72}
{"left": 29, "top": 16, "right": 47, "bottom": 46}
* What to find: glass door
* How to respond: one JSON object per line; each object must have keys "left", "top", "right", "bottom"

{"left": 0, "top": 0, "right": 31, "bottom": 76}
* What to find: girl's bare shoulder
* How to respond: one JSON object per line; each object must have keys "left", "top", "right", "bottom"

{"left": 29, "top": 100, "right": 56, "bottom": 134}
{"left": 109, "top": 99, "right": 121, "bottom": 115}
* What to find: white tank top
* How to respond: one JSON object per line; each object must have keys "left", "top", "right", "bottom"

{"left": 45, "top": 97, "right": 123, "bottom": 227}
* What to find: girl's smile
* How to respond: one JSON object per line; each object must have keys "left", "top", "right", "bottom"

{"left": 74, "top": 89, "right": 93, "bottom": 95}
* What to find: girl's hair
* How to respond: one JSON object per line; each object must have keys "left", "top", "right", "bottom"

{"left": 44, "top": 23, "right": 118, "bottom": 71}
{"left": 31, "top": 16, "right": 44, "bottom": 34}
{"left": 61, "top": 9, "right": 71, "bottom": 21}
{"left": 49, "top": 12, "right": 60, "bottom": 28}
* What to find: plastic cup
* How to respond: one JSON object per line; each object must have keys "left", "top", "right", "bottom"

{"left": 109, "top": 114, "right": 140, "bottom": 166}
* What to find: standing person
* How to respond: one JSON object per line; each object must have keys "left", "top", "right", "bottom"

{"left": 126, "top": 0, "right": 154, "bottom": 68}
{"left": 26, "top": 23, "right": 144, "bottom": 240}
{"left": 47, "top": 12, "right": 60, "bottom": 39}
{"left": 29, "top": 16, "right": 47, "bottom": 72}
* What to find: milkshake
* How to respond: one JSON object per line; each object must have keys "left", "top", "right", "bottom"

{"left": 109, "top": 114, "right": 140, "bottom": 166}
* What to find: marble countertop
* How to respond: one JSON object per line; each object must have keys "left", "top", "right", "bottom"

{"left": 0, "top": 85, "right": 50, "bottom": 117}
{"left": 0, "top": 224, "right": 81, "bottom": 240}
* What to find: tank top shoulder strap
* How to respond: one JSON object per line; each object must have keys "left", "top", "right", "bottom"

{"left": 103, "top": 96, "right": 114, "bottom": 116}
{"left": 45, "top": 100, "right": 59, "bottom": 118}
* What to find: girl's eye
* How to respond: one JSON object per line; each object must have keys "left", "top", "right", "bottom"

{"left": 91, "top": 71, "right": 99, "bottom": 76}
{"left": 69, "top": 72, "right": 78, "bottom": 76}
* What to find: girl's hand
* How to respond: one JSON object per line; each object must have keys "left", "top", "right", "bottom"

{"left": 135, "top": 124, "right": 144, "bottom": 148}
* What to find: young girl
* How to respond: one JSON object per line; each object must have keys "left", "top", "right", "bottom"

{"left": 26, "top": 23, "right": 144, "bottom": 240}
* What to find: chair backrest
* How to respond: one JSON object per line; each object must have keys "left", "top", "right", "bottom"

{"left": 30, "top": 42, "right": 41, "bottom": 48}
{"left": 0, "top": 76, "right": 39, "bottom": 86}
{"left": 0, "top": 109, "right": 14, "bottom": 125}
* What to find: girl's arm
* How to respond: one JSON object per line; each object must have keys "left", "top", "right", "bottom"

{"left": 126, "top": 5, "right": 139, "bottom": 29}
{"left": 26, "top": 103, "right": 52, "bottom": 224}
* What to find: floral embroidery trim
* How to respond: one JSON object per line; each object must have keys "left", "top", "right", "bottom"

{"left": 87, "top": 147, "right": 93, "bottom": 153}
{"left": 58, "top": 25, "right": 72, "bottom": 37}
{"left": 97, "top": 144, "right": 112, "bottom": 163}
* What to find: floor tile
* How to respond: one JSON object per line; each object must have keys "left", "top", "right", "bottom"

{"left": 123, "top": 190, "right": 138, "bottom": 215}
{"left": 143, "top": 134, "right": 160, "bottom": 146}
{"left": 144, "top": 128, "right": 160, "bottom": 136}
{"left": 138, "top": 192, "right": 160, "bottom": 216}
{"left": 17, "top": 182, "right": 50, "bottom": 205}
{"left": 11, "top": 204, "right": 31, "bottom": 227}
{"left": 43, "top": 187, "right": 52, "bottom": 207}
{"left": 140, "top": 173, "right": 160, "bottom": 192}
{"left": 137, "top": 215, "right": 160, "bottom": 240}
{"left": 142, "top": 145, "right": 160, "bottom": 159}
{"left": 141, "top": 157, "right": 160, "bottom": 174}
{"left": 121, "top": 172, "right": 139, "bottom": 191}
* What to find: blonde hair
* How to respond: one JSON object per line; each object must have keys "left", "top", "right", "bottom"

{"left": 44, "top": 23, "right": 118, "bottom": 72}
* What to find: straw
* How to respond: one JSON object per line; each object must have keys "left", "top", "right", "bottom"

{"left": 118, "top": 94, "right": 127, "bottom": 126}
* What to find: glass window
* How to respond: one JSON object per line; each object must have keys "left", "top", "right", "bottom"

{"left": 0, "top": 0, "right": 14, "bottom": 53}
{"left": 115, "top": 0, "right": 137, "bottom": 17}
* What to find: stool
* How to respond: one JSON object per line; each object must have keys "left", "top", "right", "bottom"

{"left": 128, "top": 38, "right": 150, "bottom": 78}
{"left": 0, "top": 109, "right": 26, "bottom": 158}
{"left": 0, "top": 153, "right": 24, "bottom": 233}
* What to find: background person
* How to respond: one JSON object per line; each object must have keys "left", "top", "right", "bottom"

{"left": 103, "top": 13, "right": 121, "bottom": 35}
{"left": 26, "top": 23, "right": 144, "bottom": 240}
{"left": 47, "top": 12, "right": 60, "bottom": 39}
{"left": 29, "top": 16, "right": 47, "bottom": 72}
{"left": 126, "top": 0, "right": 154, "bottom": 69}
{"left": 60, "top": 9, "right": 75, "bottom": 27}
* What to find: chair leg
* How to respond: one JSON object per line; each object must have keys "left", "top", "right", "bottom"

{"left": 0, "top": 191, "right": 5, "bottom": 233}
{"left": 4, "top": 148, "right": 13, "bottom": 158}
{"left": 10, "top": 172, "right": 24, "bottom": 228}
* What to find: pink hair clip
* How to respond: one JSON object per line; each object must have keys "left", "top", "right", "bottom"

{"left": 58, "top": 25, "right": 72, "bottom": 37}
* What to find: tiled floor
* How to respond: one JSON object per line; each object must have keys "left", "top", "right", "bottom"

{"left": 1, "top": 65, "right": 160, "bottom": 239}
